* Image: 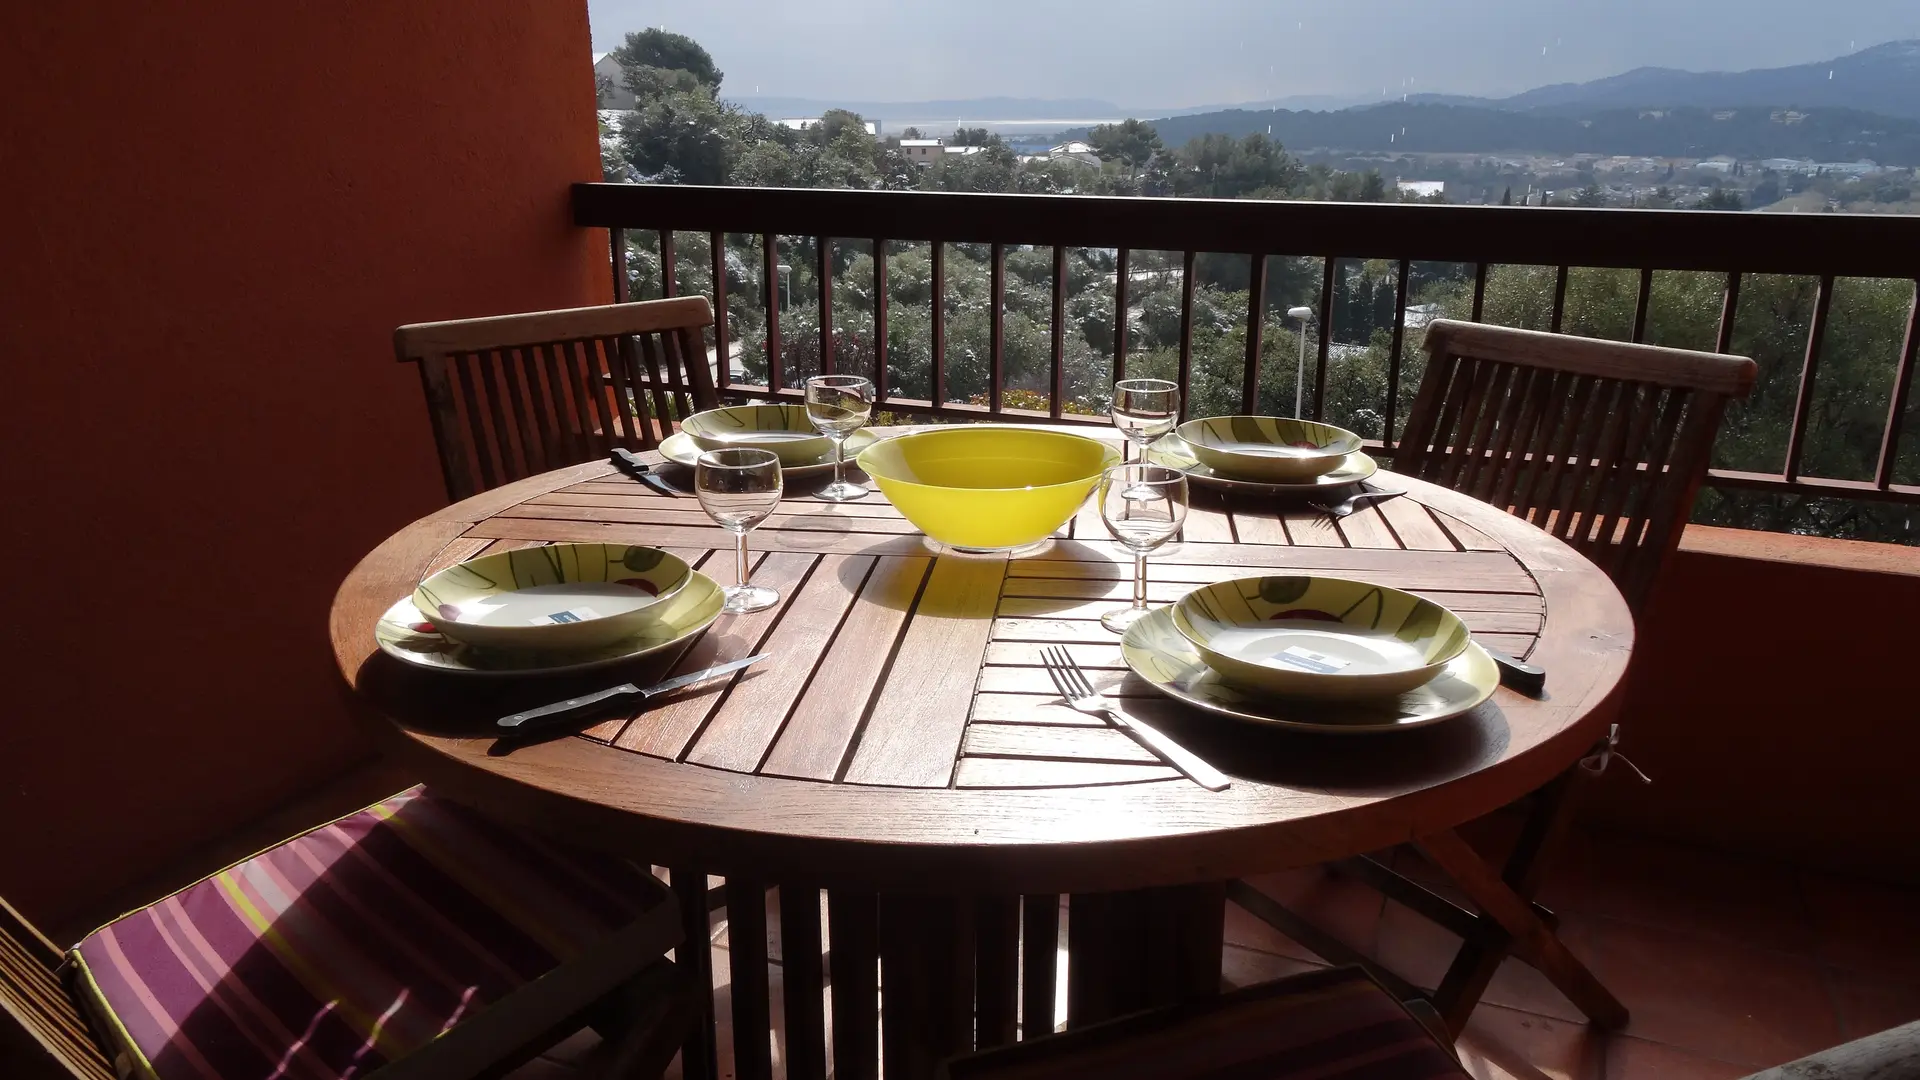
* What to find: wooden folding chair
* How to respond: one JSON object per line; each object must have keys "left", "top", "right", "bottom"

{"left": 395, "top": 296, "right": 721, "bottom": 502}
{"left": 1232, "top": 320, "right": 1756, "bottom": 1036}
{"left": 2, "top": 788, "right": 693, "bottom": 1080}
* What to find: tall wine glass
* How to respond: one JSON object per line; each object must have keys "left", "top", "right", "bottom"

{"left": 805, "top": 374, "right": 875, "bottom": 502}
{"left": 1110, "top": 378, "right": 1181, "bottom": 465}
{"left": 695, "top": 448, "right": 783, "bottom": 613}
{"left": 1097, "top": 464, "right": 1188, "bottom": 634}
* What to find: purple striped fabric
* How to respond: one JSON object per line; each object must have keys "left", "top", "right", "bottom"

{"left": 68, "top": 787, "right": 670, "bottom": 1080}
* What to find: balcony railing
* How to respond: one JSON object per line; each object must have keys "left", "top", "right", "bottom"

{"left": 572, "top": 183, "right": 1920, "bottom": 524}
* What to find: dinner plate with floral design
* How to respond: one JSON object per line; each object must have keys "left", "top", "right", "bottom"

{"left": 1119, "top": 604, "right": 1498, "bottom": 733}
{"left": 658, "top": 429, "right": 879, "bottom": 477}
{"left": 1145, "top": 435, "right": 1377, "bottom": 493}
{"left": 375, "top": 570, "right": 725, "bottom": 677}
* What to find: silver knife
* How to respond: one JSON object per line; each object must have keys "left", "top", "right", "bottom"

{"left": 496, "top": 654, "right": 768, "bottom": 733}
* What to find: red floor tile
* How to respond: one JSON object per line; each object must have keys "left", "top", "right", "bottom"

{"left": 1802, "top": 872, "right": 1920, "bottom": 981}
{"left": 1602, "top": 1037, "right": 1751, "bottom": 1080}
{"left": 1826, "top": 968, "right": 1920, "bottom": 1041}
{"left": 1575, "top": 915, "right": 1841, "bottom": 1069}
{"left": 1539, "top": 832, "right": 1812, "bottom": 956}
{"left": 1454, "top": 1004, "right": 1606, "bottom": 1080}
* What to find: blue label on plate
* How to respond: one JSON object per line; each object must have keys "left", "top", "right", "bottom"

{"left": 534, "top": 607, "right": 600, "bottom": 625}
{"left": 1269, "top": 645, "right": 1350, "bottom": 674}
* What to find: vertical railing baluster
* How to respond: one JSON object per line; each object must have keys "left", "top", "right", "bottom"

{"left": 610, "top": 228, "right": 632, "bottom": 303}
{"left": 1784, "top": 274, "right": 1836, "bottom": 481}
{"left": 660, "top": 230, "right": 678, "bottom": 298}
{"left": 1631, "top": 267, "right": 1654, "bottom": 343}
{"left": 1050, "top": 245, "right": 1067, "bottom": 419}
{"left": 872, "top": 237, "right": 889, "bottom": 403}
{"left": 932, "top": 242, "right": 948, "bottom": 408}
{"left": 1113, "top": 247, "right": 1130, "bottom": 382}
{"left": 989, "top": 242, "right": 1006, "bottom": 414}
{"left": 763, "top": 233, "right": 783, "bottom": 392}
{"left": 711, "top": 231, "right": 729, "bottom": 390}
{"left": 1550, "top": 265, "right": 1570, "bottom": 333}
{"left": 818, "top": 236, "right": 834, "bottom": 376}
{"left": 1312, "top": 256, "right": 1335, "bottom": 421}
{"left": 1470, "top": 262, "right": 1488, "bottom": 323}
{"left": 1715, "top": 271, "right": 1743, "bottom": 354}
{"left": 1242, "top": 253, "right": 1267, "bottom": 416}
{"left": 1385, "top": 258, "right": 1411, "bottom": 448}
{"left": 1177, "top": 251, "right": 1196, "bottom": 421}
{"left": 1874, "top": 278, "right": 1920, "bottom": 490}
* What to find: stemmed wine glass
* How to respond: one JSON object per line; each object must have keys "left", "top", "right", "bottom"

{"left": 805, "top": 374, "right": 875, "bottom": 502}
{"left": 695, "top": 448, "right": 783, "bottom": 613}
{"left": 1110, "top": 378, "right": 1181, "bottom": 465}
{"left": 1097, "top": 464, "right": 1189, "bottom": 634}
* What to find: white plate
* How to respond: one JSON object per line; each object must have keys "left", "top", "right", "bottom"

{"left": 659, "top": 429, "right": 879, "bottom": 477}
{"left": 1145, "top": 436, "right": 1377, "bottom": 493}
{"left": 374, "top": 571, "right": 725, "bottom": 677}
{"left": 1119, "top": 605, "right": 1498, "bottom": 733}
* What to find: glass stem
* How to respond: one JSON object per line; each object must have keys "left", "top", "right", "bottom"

{"left": 1133, "top": 552, "right": 1149, "bottom": 611}
{"left": 832, "top": 436, "right": 845, "bottom": 488}
{"left": 734, "top": 530, "right": 750, "bottom": 588}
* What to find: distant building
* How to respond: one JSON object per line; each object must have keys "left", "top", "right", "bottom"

{"left": 1817, "top": 160, "right": 1881, "bottom": 176}
{"left": 1760, "top": 158, "right": 1817, "bottom": 174}
{"left": 944, "top": 144, "right": 986, "bottom": 157}
{"left": 1695, "top": 157, "right": 1737, "bottom": 174}
{"left": 899, "top": 138, "right": 943, "bottom": 165}
{"left": 593, "top": 53, "right": 634, "bottom": 109}
{"left": 1396, "top": 180, "right": 1445, "bottom": 198}
{"left": 776, "top": 117, "right": 879, "bottom": 136}
{"left": 1047, "top": 141, "right": 1101, "bottom": 167}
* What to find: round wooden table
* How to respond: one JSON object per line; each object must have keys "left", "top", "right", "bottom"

{"left": 330, "top": 427, "right": 1633, "bottom": 1080}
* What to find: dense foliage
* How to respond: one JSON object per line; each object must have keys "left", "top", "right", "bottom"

{"left": 602, "top": 35, "right": 1918, "bottom": 544}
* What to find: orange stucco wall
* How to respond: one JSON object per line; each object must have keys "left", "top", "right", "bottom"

{"left": 1589, "top": 527, "right": 1920, "bottom": 881}
{"left": 1, "top": 5, "right": 607, "bottom": 924}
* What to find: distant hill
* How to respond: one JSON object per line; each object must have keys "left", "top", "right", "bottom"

{"left": 1067, "top": 104, "right": 1920, "bottom": 166}
{"left": 1410, "top": 41, "right": 1920, "bottom": 121}
{"left": 727, "top": 95, "right": 1125, "bottom": 120}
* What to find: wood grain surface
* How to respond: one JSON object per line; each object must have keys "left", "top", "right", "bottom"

{"left": 332, "top": 426, "right": 1632, "bottom": 895}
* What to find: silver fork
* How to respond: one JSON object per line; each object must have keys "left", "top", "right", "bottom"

{"left": 1309, "top": 483, "right": 1405, "bottom": 519}
{"left": 1040, "top": 646, "right": 1231, "bottom": 791}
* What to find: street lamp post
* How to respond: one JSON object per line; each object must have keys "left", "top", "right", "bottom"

{"left": 1287, "top": 306, "right": 1315, "bottom": 418}
{"left": 775, "top": 264, "right": 793, "bottom": 310}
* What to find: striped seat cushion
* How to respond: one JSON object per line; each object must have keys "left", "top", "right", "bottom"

{"left": 67, "top": 786, "right": 672, "bottom": 1080}
{"left": 942, "top": 966, "right": 1468, "bottom": 1080}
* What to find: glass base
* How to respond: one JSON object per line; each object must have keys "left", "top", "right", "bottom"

{"left": 817, "top": 480, "right": 870, "bottom": 502}
{"left": 1100, "top": 605, "right": 1151, "bottom": 634}
{"left": 722, "top": 583, "right": 781, "bottom": 614}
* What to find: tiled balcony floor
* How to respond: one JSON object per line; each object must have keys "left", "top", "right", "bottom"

{"left": 516, "top": 823, "right": 1920, "bottom": 1079}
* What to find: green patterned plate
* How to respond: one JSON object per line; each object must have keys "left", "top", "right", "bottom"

{"left": 376, "top": 570, "right": 725, "bottom": 677}
{"left": 1172, "top": 575, "right": 1470, "bottom": 700}
{"left": 1178, "top": 416, "right": 1364, "bottom": 482}
{"left": 1145, "top": 435, "right": 1377, "bottom": 493}
{"left": 682, "top": 404, "right": 832, "bottom": 464}
{"left": 1120, "top": 605, "right": 1498, "bottom": 733}
{"left": 660, "top": 429, "right": 878, "bottom": 477}
{"left": 413, "top": 543, "right": 693, "bottom": 653}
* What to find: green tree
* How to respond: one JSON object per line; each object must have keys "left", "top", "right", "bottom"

{"left": 613, "top": 29, "right": 723, "bottom": 94}
{"left": 1698, "top": 188, "right": 1745, "bottom": 211}
{"left": 620, "top": 92, "right": 733, "bottom": 184}
{"left": 1574, "top": 182, "right": 1606, "bottom": 207}
{"left": 1087, "top": 119, "right": 1163, "bottom": 175}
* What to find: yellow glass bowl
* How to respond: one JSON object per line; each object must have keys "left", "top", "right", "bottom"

{"left": 1171, "top": 575, "right": 1470, "bottom": 700}
{"left": 1177, "top": 416, "right": 1364, "bottom": 482}
{"left": 856, "top": 427, "right": 1121, "bottom": 551}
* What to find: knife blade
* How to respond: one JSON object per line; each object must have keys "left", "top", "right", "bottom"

{"left": 610, "top": 448, "right": 682, "bottom": 497}
{"left": 496, "top": 654, "right": 768, "bottom": 733}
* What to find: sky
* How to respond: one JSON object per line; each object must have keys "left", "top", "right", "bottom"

{"left": 586, "top": 0, "right": 1920, "bottom": 109}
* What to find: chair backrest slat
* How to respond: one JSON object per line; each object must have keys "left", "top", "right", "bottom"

{"left": 396, "top": 297, "right": 720, "bottom": 502}
{"left": 1, "top": 898, "right": 115, "bottom": 1080}
{"left": 1403, "top": 320, "right": 1756, "bottom": 615}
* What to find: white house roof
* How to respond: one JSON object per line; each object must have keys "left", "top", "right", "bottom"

{"left": 899, "top": 139, "right": 943, "bottom": 147}
{"left": 1049, "top": 141, "right": 1096, "bottom": 154}
{"left": 593, "top": 52, "right": 613, "bottom": 63}
{"left": 944, "top": 145, "right": 985, "bottom": 155}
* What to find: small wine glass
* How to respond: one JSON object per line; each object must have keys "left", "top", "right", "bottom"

{"left": 695, "top": 448, "right": 783, "bottom": 613}
{"left": 805, "top": 374, "right": 875, "bottom": 502}
{"left": 1097, "top": 464, "right": 1188, "bottom": 634}
{"left": 1110, "top": 378, "right": 1181, "bottom": 465}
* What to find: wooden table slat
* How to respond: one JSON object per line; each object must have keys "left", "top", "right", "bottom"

{"left": 1180, "top": 486, "right": 1236, "bottom": 543}
{"left": 954, "top": 758, "right": 1183, "bottom": 788}
{"left": 961, "top": 723, "right": 1161, "bottom": 765}
{"left": 1375, "top": 497, "right": 1462, "bottom": 551}
{"left": 841, "top": 557, "right": 1008, "bottom": 788}
{"left": 1335, "top": 504, "right": 1402, "bottom": 549}
{"left": 1279, "top": 508, "right": 1348, "bottom": 548}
